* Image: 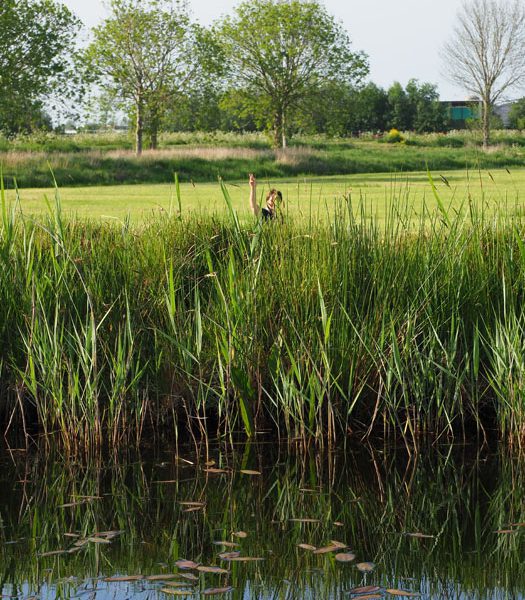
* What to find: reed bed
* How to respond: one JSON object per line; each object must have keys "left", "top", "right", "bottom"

{"left": 2, "top": 179, "right": 525, "bottom": 449}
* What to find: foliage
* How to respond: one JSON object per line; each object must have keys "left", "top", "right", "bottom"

{"left": 508, "top": 98, "right": 525, "bottom": 130}
{"left": 0, "top": 0, "right": 82, "bottom": 135}
{"left": 84, "top": 0, "right": 199, "bottom": 154}
{"left": 3, "top": 132, "right": 525, "bottom": 187}
{"left": 217, "top": 0, "right": 369, "bottom": 148}
{"left": 385, "top": 128, "right": 404, "bottom": 143}
{"left": 2, "top": 184, "right": 525, "bottom": 447}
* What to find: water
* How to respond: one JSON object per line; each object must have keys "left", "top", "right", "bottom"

{"left": 1, "top": 442, "right": 524, "bottom": 599}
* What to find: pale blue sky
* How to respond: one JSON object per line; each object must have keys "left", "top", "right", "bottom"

{"left": 64, "top": 0, "right": 471, "bottom": 100}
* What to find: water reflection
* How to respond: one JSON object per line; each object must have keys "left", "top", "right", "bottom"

{"left": 0, "top": 443, "right": 524, "bottom": 599}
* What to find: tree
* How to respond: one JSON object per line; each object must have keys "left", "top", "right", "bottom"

{"left": 85, "top": 0, "right": 198, "bottom": 154}
{"left": 0, "top": 0, "right": 81, "bottom": 135}
{"left": 387, "top": 82, "right": 412, "bottom": 131}
{"left": 442, "top": 0, "right": 525, "bottom": 147}
{"left": 508, "top": 98, "right": 525, "bottom": 129}
{"left": 405, "top": 80, "right": 447, "bottom": 133}
{"left": 217, "top": 0, "right": 368, "bottom": 148}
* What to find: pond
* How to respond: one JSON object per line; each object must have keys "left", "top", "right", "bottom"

{"left": 1, "top": 441, "right": 524, "bottom": 599}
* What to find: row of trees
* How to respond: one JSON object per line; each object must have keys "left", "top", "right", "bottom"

{"left": 151, "top": 80, "right": 449, "bottom": 137}
{"left": 2, "top": 0, "right": 525, "bottom": 151}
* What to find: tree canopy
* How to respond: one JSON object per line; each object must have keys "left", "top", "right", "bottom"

{"left": 0, "top": 0, "right": 81, "bottom": 135}
{"left": 84, "top": 0, "right": 202, "bottom": 154}
{"left": 217, "top": 0, "right": 369, "bottom": 148}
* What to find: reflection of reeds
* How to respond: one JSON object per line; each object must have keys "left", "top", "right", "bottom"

{"left": 3, "top": 180, "right": 525, "bottom": 448}
{"left": 1, "top": 445, "right": 525, "bottom": 599}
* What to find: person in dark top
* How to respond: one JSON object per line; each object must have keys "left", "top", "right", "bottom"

{"left": 248, "top": 173, "right": 282, "bottom": 221}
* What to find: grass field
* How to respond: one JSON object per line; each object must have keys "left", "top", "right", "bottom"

{"left": 5, "top": 167, "right": 525, "bottom": 223}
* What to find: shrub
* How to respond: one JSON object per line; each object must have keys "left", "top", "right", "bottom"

{"left": 385, "top": 128, "right": 404, "bottom": 143}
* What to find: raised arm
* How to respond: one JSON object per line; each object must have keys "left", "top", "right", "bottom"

{"left": 249, "top": 173, "right": 260, "bottom": 216}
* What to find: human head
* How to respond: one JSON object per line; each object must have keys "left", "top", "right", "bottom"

{"left": 266, "top": 189, "right": 283, "bottom": 212}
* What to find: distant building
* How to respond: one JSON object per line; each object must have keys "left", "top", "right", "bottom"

{"left": 440, "top": 100, "right": 480, "bottom": 127}
{"left": 441, "top": 99, "right": 518, "bottom": 128}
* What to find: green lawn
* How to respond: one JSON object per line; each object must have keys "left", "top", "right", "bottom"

{"left": 5, "top": 167, "right": 525, "bottom": 224}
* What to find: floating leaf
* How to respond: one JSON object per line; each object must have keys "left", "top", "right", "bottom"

{"left": 103, "top": 575, "right": 143, "bottom": 582}
{"left": 95, "top": 530, "right": 124, "bottom": 539}
{"left": 175, "top": 560, "right": 199, "bottom": 570}
{"left": 222, "top": 556, "right": 263, "bottom": 562}
{"left": 297, "top": 543, "right": 316, "bottom": 551}
{"left": 335, "top": 552, "right": 356, "bottom": 562}
{"left": 386, "top": 589, "right": 421, "bottom": 597}
{"left": 313, "top": 544, "right": 344, "bottom": 555}
{"left": 203, "top": 587, "right": 233, "bottom": 596}
{"left": 161, "top": 588, "right": 194, "bottom": 596}
{"left": 212, "top": 541, "right": 239, "bottom": 548}
{"left": 239, "top": 470, "right": 261, "bottom": 475}
{"left": 356, "top": 562, "right": 376, "bottom": 573}
{"left": 289, "top": 518, "right": 320, "bottom": 523}
{"left": 348, "top": 586, "right": 381, "bottom": 595}
{"left": 233, "top": 531, "right": 248, "bottom": 538}
{"left": 218, "top": 551, "right": 241, "bottom": 560}
{"left": 197, "top": 566, "right": 229, "bottom": 574}
{"left": 495, "top": 529, "right": 517, "bottom": 534}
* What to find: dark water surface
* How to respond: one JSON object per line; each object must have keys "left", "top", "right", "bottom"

{"left": 1, "top": 442, "right": 524, "bottom": 599}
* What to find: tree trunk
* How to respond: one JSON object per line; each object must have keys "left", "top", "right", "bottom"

{"left": 273, "top": 106, "right": 288, "bottom": 149}
{"left": 150, "top": 127, "right": 158, "bottom": 150}
{"left": 135, "top": 98, "right": 144, "bottom": 156}
{"left": 281, "top": 108, "right": 287, "bottom": 149}
{"left": 273, "top": 109, "right": 282, "bottom": 149}
{"left": 482, "top": 98, "right": 490, "bottom": 149}
{"left": 149, "top": 108, "right": 159, "bottom": 150}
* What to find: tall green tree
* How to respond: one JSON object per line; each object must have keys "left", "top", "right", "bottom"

{"left": 85, "top": 0, "right": 200, "bottom": 154}
{"left": 387, "top": 82, "right": 412, "bottom": 131}
{"left": 0, "top": 0, "right": 81, "bottom": 135}
{"left": 217, "top": 0, "right": 368, "bottom": 148}
{"left": 405, "top": 79, "right": 447, "bottom": 133}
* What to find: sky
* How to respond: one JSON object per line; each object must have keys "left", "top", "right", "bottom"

{"left": 63, "top": 0, "right": 469, "bottom": 100}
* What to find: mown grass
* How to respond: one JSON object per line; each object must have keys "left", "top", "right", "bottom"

{"left": 4, "top": 167, "right": 524, "bottom": 224}
{"left": 2, "top": 176, "right": 525, "bottom": 449}
{"left": 1, "top": 130, "right": 525, "bottom": 187}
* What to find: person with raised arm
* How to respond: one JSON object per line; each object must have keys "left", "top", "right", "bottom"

{"left": 249, "top": 173, "right": 282, "bottom": 221}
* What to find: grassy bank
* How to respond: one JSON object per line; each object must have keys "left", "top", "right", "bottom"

{"left": 3, "top": 182, "right": 525, "bottom": 448}
{"left": 1, "top": 130, "right": 525, "bottom": 187}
